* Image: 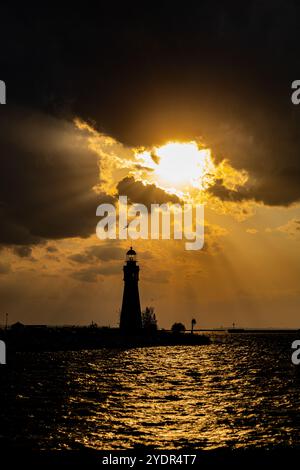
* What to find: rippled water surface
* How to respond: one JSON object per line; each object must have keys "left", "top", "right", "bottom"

{"left": 2, "top": 334, "right": 300, "bottom": 450}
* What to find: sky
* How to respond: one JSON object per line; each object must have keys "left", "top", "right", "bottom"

{"left": 1, "top": 2, "right": 300, "bottom": 328}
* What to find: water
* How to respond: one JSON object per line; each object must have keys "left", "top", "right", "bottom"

{"left": 1, "top": 334, "right": 300, "bottom": 450}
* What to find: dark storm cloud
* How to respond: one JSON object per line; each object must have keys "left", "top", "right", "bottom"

{"left": 0, "top": 108, "right": 113, "bottom": 246}
{"left": 2, "top": 3, "right": 300, "bottom": 206}
{"left": 117, "top": 177, "right": 180, "bottom": 207}
{"left": 208, "top": 170, "right": 300, "bottom": 207}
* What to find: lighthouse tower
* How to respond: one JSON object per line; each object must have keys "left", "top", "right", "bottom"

{"left": 120, "top": 247, "right": 142, "bottom": 332}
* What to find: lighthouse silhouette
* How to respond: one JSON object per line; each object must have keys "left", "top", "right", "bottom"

{"left": 120, "top": 247, "right": 143, "bottom": 332}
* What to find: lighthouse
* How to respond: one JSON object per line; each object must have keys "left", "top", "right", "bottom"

{"left": 120, "top": 247, "right": 142, "bottom": 332}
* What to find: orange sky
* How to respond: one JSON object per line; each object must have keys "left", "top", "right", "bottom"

{"left": 1, "top": 120, "right": 300, "bottom": 329}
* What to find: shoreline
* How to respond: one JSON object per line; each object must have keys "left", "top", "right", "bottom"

{"left": 0, "top": 327, "right": 210, "bottom": 352}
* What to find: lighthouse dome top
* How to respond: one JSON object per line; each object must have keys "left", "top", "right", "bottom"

{"left": 126, "top": 246, "right": 137, "bottom": 262}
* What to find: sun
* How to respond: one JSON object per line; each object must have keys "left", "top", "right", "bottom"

{"left": 134, "top": 141, "right": 214, "bottom": 195}
{"left": 154, "top": 142, "right": 210, "bottom": 188}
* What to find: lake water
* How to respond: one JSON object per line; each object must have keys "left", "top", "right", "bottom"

{"left": 1, "top": 333, "right": 300, "bottom": 450}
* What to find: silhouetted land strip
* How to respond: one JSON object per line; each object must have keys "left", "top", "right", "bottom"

{"left": 0, "top": 325, "right": 210, "bottom": 352}
{"left": 193, "top": 328, "right": 300, "bottom": 334}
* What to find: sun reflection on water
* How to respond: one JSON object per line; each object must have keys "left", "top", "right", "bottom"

{"left": 4, "top": 335, "right": 300, "bottom": 450}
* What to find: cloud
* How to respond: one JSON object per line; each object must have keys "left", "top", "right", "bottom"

{"left": 0, "top": 108, "right": 114, "bottom": 247}
{"left": 143, "top": 269, "right": 170, "bottom": 284}
{"left": 117, "top": 176, "right": 180, "bottom": 207}
{"left": 46, "top": 245, "right": 58, "bottom": 253}
{"left": 71, "top": 263, "right": 120, "bottom": 283}
{"left": 68, "top": 244, "right": 154, "bottom": 281}
{"left": 12, "top": 246, "right": 33, "bottom": 258}
{"left": 267, "top": 219, "right": 300, "bottom": 237}
{"left": 207, "top": 179, "right": 247, "bottom": 202}
{"left": 71, "top": 269, "right": 100, "bottom": 283}
{"left": 0, "top": 262, "right": 11, "bottom": 275}
{"left": 69, "top": 244, "right": 125, "bottom": 264}
{"left": 2, "top": 3, "right": 300, "bottom": 221}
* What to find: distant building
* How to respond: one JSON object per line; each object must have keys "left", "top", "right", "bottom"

{"left": 119, "top": 247, "right": 142, "bottom": 332}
